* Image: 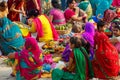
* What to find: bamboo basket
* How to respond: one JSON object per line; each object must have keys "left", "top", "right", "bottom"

{"left": 56, "top": 27, "right": 72, "bottom": 35}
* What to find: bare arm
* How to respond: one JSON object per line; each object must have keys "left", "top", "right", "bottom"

{"left": 110, "top": 38, "right": 119, "bottom": 44}
{"left": 10, "top": 3, "right": 22, "bottom": 13}
{"left": 67, "top": 57, "right": 73, "bottom": 70}
{"left": 7, "top": 53, "right": 15, "bottom": 59}
{"left": 32, "top": 0, "right": 40, "bottom": 10}
{"left": 49, "top": 15, "right": 53, "bottom": 22}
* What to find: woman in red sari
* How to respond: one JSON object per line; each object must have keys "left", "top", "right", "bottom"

{"left": 93, "top": 20, "right": 119, "bottom": 79}
{"left": 7, "top": 0, "right": 25, "bottom": 21}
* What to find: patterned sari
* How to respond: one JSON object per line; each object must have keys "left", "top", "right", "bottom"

{"left": 14, "top": 37, "right": 43, "bottom": 80}
{"left": 7, "top": 0, "right": 24, "bottom": 21}
{"left": 0, "top": 17, "right": 24, "bottom": 55}
{"left": 93, "top": 31, "right": 119, "bottom": 79}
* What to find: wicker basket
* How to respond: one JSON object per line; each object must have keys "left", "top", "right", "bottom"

{"left": 56, "top": 27, "right": 72, "bottom": 35}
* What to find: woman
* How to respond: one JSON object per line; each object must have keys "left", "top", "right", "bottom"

{"left": 89, "top": 0, "right": 112, "bottom": 17}
{"left": 64, "top": 0, "right": 87, "bottom": 23}
{"left": 78, "top": 1, "right": 93, "bottom": 19}
{"left": 25, "top": 0, "right": 41, "bottom": 14}
{"left": 93, "top": 20, "right": 119, "bottom": 79}
{"left": 49, "top": 0, "right": 66, "bottom": 25}
{"left": 0, "top": 1, "right": 24, "bottom": 55}
{"left": 7, "top": 0, "right": 25, "bottom": 21}
{"left": 52, "top": 37, "right": 94, "bottom": 80}
{"left": 8, "top": 37, "right": 43, "bottom": 80}
{"left": 82, "top": 22, "right": 95, "bottom": 60}
{"left": 27, "top": 9, "right": 58, "bottom": 42}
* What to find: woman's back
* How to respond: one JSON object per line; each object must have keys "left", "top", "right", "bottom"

{"left": 50, "top": 8, "right": 66, "bottom": 25}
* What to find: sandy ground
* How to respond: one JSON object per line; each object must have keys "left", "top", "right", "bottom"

{"left": 0, "top": 57, "right": 52, "bottom": 80}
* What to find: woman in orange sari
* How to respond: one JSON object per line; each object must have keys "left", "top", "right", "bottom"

{"left": 7, "top": 0, "right": 25, "bottom": 21}
{"left": 92, "top": 20, "right": 119, "bottom": 79}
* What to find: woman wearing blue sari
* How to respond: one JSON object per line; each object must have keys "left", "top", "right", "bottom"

{"left": 89, "top": 0, "right": 112, "bottom": 17}
{"left": 0, "top": 1, "right": 24, "bottom": 55}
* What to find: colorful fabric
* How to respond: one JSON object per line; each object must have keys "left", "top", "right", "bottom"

{"left": 26, "top": 0, "right": 41, "bottom": 13}
{"left": 112, "top": 0, "right": 120, "bottom": 7}
{"left": 15, "top": 37, "right": 43, "bottom": 80}
{"left": 64, "top": 9, "right": 75, "bottom": 22}
{"left": 49, "top": 8, "right": 66, "bottom": 25}
{"left": 52, "top": 48, "right": 94, "bottom": 80}
{"left": 93, "top": 31, "right": 119, "bottom": 79}
{"left": 103, "top": 9, "right": 117, "bottom": 23}
{"left": 7, "top": 0, "right": 24, "bottom": 21}
{"left": 82, "top": 22, "right": 95, "bottom": 59}
{"left": 89, "top": 0, "right": 112, "bottom": 16}
{"left": 78, "top": 1, "right": 93, "bottom": 19}
{"left": 32, "top": 15, "right": 58, "bottom": 42}
{"left": 0, "top": 17, "right": 24, "bottom": 55}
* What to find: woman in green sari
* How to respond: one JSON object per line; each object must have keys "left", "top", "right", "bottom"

{"left": 52, "top": 37, "right": 94, "bottom": 80}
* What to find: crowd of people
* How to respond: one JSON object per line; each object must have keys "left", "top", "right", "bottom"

{"left": 0, "top": 0, "right": 120, "bottom": 80}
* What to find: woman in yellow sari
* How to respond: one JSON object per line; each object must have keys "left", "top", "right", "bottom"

{"left": 27, "top": 9, "right": 58, "bottom": 42}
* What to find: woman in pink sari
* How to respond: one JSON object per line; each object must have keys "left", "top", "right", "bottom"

{"left": 8, "top": 37, "right": 43, "bottom": 80}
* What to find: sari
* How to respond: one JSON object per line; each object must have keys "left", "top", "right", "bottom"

{"left": 25, "top": 0, "right": 41, "bottom": 13}
{"left": 0, "top": 17, "right": 24, "bottom": 55}
{"left": 30, "top": 14, "right": 58, "bottom": 42}
{"left": 14, "top": 37, "right": 43, "bottom": 80}
{"left": 82, "top": 22, "right": 95, "bottom": 59}
{"left": 78, "top": 1, "right": 93, "bottom": 19}
{"left": 93, "top": 31, "right": 119, "bottom": 79}
{"left": 52, "top": 47, "right": 94, "bottom": 80}
{"left": 89, "top": 0, "right": 112, "bottom": 16}
{"left": 103, "top": 9, "right": 117, "bottom": 23}
{"left": 112, "top": 0, "right": 120, "bottom": 7}
{"left": 7, "top": 0, "right": 24, "bottom": 21}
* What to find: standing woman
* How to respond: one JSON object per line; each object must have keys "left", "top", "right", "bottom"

{"left": 93, "top": 20, "right": 119, "bottom": 79}
{"left": 25, "top": 0, "right": 41, "bottom": 14}
{"left": 7, "top": 0, "right": 25, "bottom": 21}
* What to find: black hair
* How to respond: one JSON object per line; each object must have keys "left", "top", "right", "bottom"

{"left": 97, "top": 20, "right": 106, "bottom": 30}
{"left": 113, "top": 21, "right": 120, "bottom": 30}
{"left": 70, "top": 37, "right": 87, "bottom": 48}
{"left": 67, "top": 0, "right": 76, "bottom": 7}
{"left": 0, "top": 1, "right": 7, "bottom": 12}
{"left": 27, "top": 9, "right": 40, "bottom": 18}
{"left": 51, "top": 0, "right": 61, "bottom": 9}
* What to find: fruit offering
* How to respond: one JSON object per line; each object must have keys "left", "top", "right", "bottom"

{"left": 55, "top": 23, "right": 72, "bottom": 30}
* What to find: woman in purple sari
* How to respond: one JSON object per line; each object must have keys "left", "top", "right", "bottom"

{"left": 82, "top": 22, "right": 95, "bottom": 60}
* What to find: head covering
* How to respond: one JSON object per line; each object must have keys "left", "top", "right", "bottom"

{"left": 25, "top": 37, "right": 41, "bottom": 56}
{"left": 15, "top": 37, "right": 42, "bottom": 80}
{"left": 103, "top": 9, "right": 117, "bottom": 23}
{"left": 82, "top": 22, "right": 95, "bottom": 58}
{"left": 84, "top": 22, "right": 95, "bottom": 36}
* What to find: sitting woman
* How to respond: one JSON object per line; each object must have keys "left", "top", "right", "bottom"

{"left": 0, "top": 1, "right": 24, "bottom": 55}
{"left": 93, "top": 20, "right": 119, "bottom": 79}
{"left": 27, "top": 9, "right": 58, "bottom": 42}
{"left": 82, "top": 22, "right": 95, "bottom": 60}
{"left": 64, "top": 0, "right": 87, "bottom": 23}
{"left": 52, "top": 37, "right": 94, "bottom": 80}
{"left": 49, "top": 0, "right": 66, "bottom": 25}
{"left": 8, "top": 37, "right": 43, "bottom": 80}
